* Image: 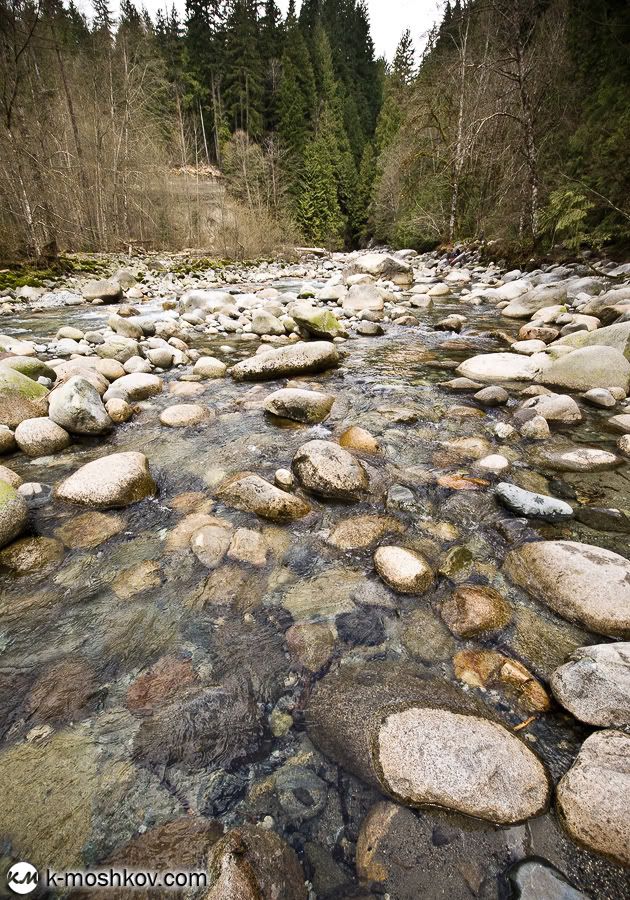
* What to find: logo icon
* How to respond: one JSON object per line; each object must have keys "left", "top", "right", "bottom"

{"left": 7, "top": 862, "right": 39, "bottom": 895}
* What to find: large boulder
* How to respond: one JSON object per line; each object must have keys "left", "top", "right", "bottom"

{"left": 263, "top": 388, "right": 334, "bottom": 424}
{"left": 556, "top": 730, "right": 630, "bottom": 866}
{"left": 291, "top": 303, "right": 346, "bottom": 339}
{"left": 0, "top": 480, "right": 28, "bottom": 549}
{"left": 502, "top": 284, "right": 568, "bottom": 318}
{"left": 180, "top": 289, "right": 235, "bottom": 315}
{"left": 352, "top": 252, "right": 413, "bottom": 286}
{"left": 217, "top": 473, "right": 311, "bottom": 521}
{"left": 55, "top": 451, "right": 156, "bottom": 508}
{"left": 230, "top": 341, "right": 340, "bottom": 382}
{"left": 536, "top": 346, "right": 630, "bottom": 392}
{"left": 48, "top": 376, "right": 112, "bottom": 435}
{"left": 292, "top": 439, "right": 368, "bottom": 500}
{"left": 103, "top": 372, "right": 162, "bottom": 402}
{"left": 0, "top": 356, "right": 57, "bottom": 382}
{"left": 342, "top": 284, "right": 384, "bottom": 314}
{"left": 553, "top": 320, "right": 630, "bottom": 358}
{"left": 456, "top": 353, "right": 544, "bottom": 383}
{"left": 14, "top": 417, "right": 71, "bottom": 457}
{"left": 504, "top": 540, "right": 630, "bottom": 638}
{"left": 551, "top": 643, "right": 630, "bottom": 727}
{"left": 82, "top": 278, "right": 123, "bottom": 302}
{"left": 306, "top": 661, "right": 550, "bottom": 825}
{"left": 0, "top": 368, "right": 48, "bottom": 427}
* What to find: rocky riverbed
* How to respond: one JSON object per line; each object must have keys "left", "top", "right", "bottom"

{"left": 0, "top": 247, "right": 629, "bottom": 899}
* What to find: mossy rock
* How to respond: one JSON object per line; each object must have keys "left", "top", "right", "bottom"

{"left": 0, "top": 356, "right": 56, "bottom": 382}
{"left": 0, "top": 368, "right": 49, "bottom": 427}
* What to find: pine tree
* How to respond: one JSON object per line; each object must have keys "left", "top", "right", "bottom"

{"left": 277, "top": 19, "right": 316, "bottom": 162}
{"left": 260, "top": 0, "right": 283, "bottom": 132}
{"left": 223, "top": 0, "right": 264, "bottom": 138}
{"left": 296, "top": 133, "right": 344, "bottom": 246}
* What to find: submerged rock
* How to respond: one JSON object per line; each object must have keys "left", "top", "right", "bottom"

{"left": 551, "top": 643, "right": 630, "bottom": 727}
{"left": 327, "top": 514, "right": 403, "bottom": 550}
{"left": 159, "top": 403, "right": 211, "bottom": 427}
{"left": 374, "top": 545, "right": 433, "bottom": 594}
{"left": 56, "top": 451, "right": 156, "bottom": 509}
{"left": 440, "top": 584, "right": 512, "bottom": 637}
{"left": 338, "top": 424, "right": 379, "bottom": 452}
{"left": 230, "top": 341, "right": 340, "bottom": 381}
{"left": 504, "top": 540, "right": 630, "bottom": 638}
{"left": 556, "top": 730, "right": 630, "bottom": 866}
{"left": 206, "top": 826, "right": 306, "bottom": 900}
{"left": 306, "top": 661, "right": 550, "bottom": 824}
{"left": 292, "top": 439, "right": 368, "bottom": 500}
{"left": 217, "top": 472, "right": 311, "bottom": 521}
{"left": 505, "top": 858, "right": 589, "bottom": 900}
{"left": 0, "top": 480, "right": 28, "bottom": 549}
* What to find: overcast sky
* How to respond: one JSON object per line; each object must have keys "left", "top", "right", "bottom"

{"left": 77, "top": 0, "right": 444, "bottom": 61}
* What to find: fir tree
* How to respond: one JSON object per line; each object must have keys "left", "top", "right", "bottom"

{"left": 223, "top": 0, "right": 264, "bottom": 138}
{"left": 296, "top": 133, "right": 344, "bottom": 246}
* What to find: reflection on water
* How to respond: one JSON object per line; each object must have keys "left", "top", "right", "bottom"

{"left": 0, "top": 281, "right": 628, "bottom": 898}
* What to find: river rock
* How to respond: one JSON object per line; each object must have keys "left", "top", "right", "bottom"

{"left": 292, "top": 439, "right": 368, "bottom": 500}
{"left": 537, "top": 346, "right": 630, "bottom": 392}
{"left": 342, "top": 284, "right": 385, "bottom": 313}
{"left": 217, "top": 473, "right": 311, "bottom": 521}
{"left": 56, "top": 451, "right": 156, "bottom": 509}
{"left": 0, "top": 535, "right": 64, "bottom": 576}
{"left": 83, "top": 278, "right": 123, "bottom": 302}
{"left": 521, "top": 393, "right": 582, "bottom": 423}
{"left": 504, "top": 540, "right": 630, "bottom": 637}
{"left": 551, "top": 643, "right": 630, "bottom": 727}
{"left": 0, "top": 367, "right": 49, "bottom": 427}
{"left": 353, "top": 252, "right": 413, "bottom": 285}
{"left": 291, "top": 303, "right": 346, "bottom": 339}
{"left": 505, "top": 858, "right": 590, "bottom": 900}
{"left": 0, "top": 355, "right": 56, "bottom": 382}
{"left": 251, "top": 308, "right": 285, "bottom": 336}
{"left": 474, "top": 385, "right": 509, "bottom": 406}
{"left": 581, "top": 387, "right": 617, "bottom": 408}
{"left": 554, "top": 320, "right": 630, "bottom": 357}
{"left": 191, "top": 522, "right": 233, "bottom": 569}
{"left": 263, "top": 388, "right": 334, "bottom": 424}
{"left": 0, "top": 480, "right": 28, "bottom": 549}
{"left": 14, "top": 417, "right": 71, "bottom": 457}
{"left": 453, "top": 649, "right": 550, "bottom": 712}
{"left": 96, "top": 335, "right": 140, "bottom": 363}
{"left": 338, "top": 425, "right": 379, "bottom": 452}
{"left": 327, "top": 514, "right": 403, "bottom": 550}
{"left": 0, "top": 424, "right": 16, "bottom": 454}
{"left": 306, "top": 661, "right": 550, "bottom": 824}
{"left": 440, "top": 584, "right": 512, "bottom": 637}
{"left": 539, "top": 447, "right": 622, "bottom": 472}
{"left": 374, "top": 546, "right": 433, "bottom": 594}
{"left": 285, "top": 621, "right": 336, "bottom": 671}
{"left": 159, "top": 404, "right": 211, "bottom": 427}
{"left": 104, "top": 372, "right": 162, "bottom": 401}
{"left": 230, "top": 341, "right": 340, "bottom": 381}
{"left": 457, "top": 353, "right": 542, "bottom": 383}
{"left": 106, "top": 398, "right": 133, "bottom": 423}
{"left": 206, "top": 826, "right": 306, "bottom": 900}
{"left": 55, "top": 511, "right": 124, "bottom": 549}
{"left": 48, "top": 376, "right": 112, "bottom": 435}
{"left": 495, "top": 483, "right": 573, "bottom": 522}
{"left": 193, "top": 356, "right": 227, "bottom": 378}
{"left": 608, "top": 413, "right": 630, "bottom": 434}
{"left": 556, "top": 730, "right": 630, "bottom": 866}
{"left": 180, "top": 289, "right": 235, "bottom": 314}
{"left": 0, "top": 465, "right": 21, "bottom": 487}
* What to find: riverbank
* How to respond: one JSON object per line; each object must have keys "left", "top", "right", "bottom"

{"left": 0, "top": 247, "right": 629, "bottom": 899}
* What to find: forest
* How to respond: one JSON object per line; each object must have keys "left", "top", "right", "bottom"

{"left": 0, "top": 0, "right": 629, "bottom": 259}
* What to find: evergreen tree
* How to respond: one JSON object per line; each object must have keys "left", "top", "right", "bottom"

{"left": 296, "top": 133, "right": 344, "bottom": 246}
{"left": 223, "top": 0, "right": 264, "bottom": 137}
{"left": 277, "top": 19, "right": 316, "bottom": 162}
{"left": 260, "top": 0, "right": 283, "bottom": 132}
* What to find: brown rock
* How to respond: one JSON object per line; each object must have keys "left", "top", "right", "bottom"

{"left": 436, "top": 474, "right": 489, "bottom": 490}
{"left": 0, "top": 536, "right": 64, "bottom": 576}
{"left": 206, "top": 826, "right": 306, "bottom": 900}
{"left": 327, "top": 514, "right": 404, "bottom": 550}
{"left": 55, "top": 511, "right": 124, "bottom": 549}
{"left": 26, "top": 659, "right": 98, "bottom": 724}
{"left": 127, "top": 656, "right": 199, "bottom": 715}
{"left": 338, "top": 425, "right": 379, "bottom": 453}
{"left": 453, "top": 649, "right": 551, "bottom": 712}
{"left": 112, "top": 560, "right": 161, "bottom": 599}
{"left": 285, "top": 621, "right": 336, "bottom": 671}
{"left": 440, "top": 584, "right": 512, "bottom": 637}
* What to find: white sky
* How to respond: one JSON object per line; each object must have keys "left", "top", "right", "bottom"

{"left": 75, "top": 0, "right": 443, "bottom": 61}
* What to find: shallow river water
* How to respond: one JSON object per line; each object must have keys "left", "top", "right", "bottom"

{"left": 0, "top": 274, "right": 629, "bottom": 899}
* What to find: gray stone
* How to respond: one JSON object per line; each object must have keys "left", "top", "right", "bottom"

{"left": 14, "top": 417, "right": 71, "bottom": 457}
{"left": 537, "top": 346, "right": 630, "bottom": 392}
{"left": 457, "top": 353, "right": 543, "bottom": 383}
{"left": 48, "top": 376, "right": 112, "bottom": 435}
{"left": 292, "top": 439, "right": 368, "bottom": 500}
{"left": 230, "top": 341, "right": 340, "bottom": 381}
{"left": 474, "top": 385, "right": 509, "bottom": 406}
{"left": 539, "top": 447, "right": 622, "bottom": 472}
{"left": 551, "top": 643, "right": 630, "bottom": 727}
{"left": 495, "top": 483, "right": 573, "bottom": 522}
{"left": 0, "top": 480, "right": 28, "bottom": 549}
{"left": 0, "top": 368, "right": 49, "bottom": 427}
{"left": 521, "top": 393, "right": 582, "bottom": 424}
{"left": 56, "top": 451, "right": 156, "bottom": 508}
{"left": 217, "top": 473, "right": 310, "bottom": 522}
{"left": 263, "top": 388, "right": 334, "bottom": 424}
{"left": 83, "top": 279, "right": 122, "bottom": 302}
{"left": 504, "top": 540, "right": 630, "bottom": 638}
{"left": 556, "top": 730, "right": 630, "bottom": 866}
